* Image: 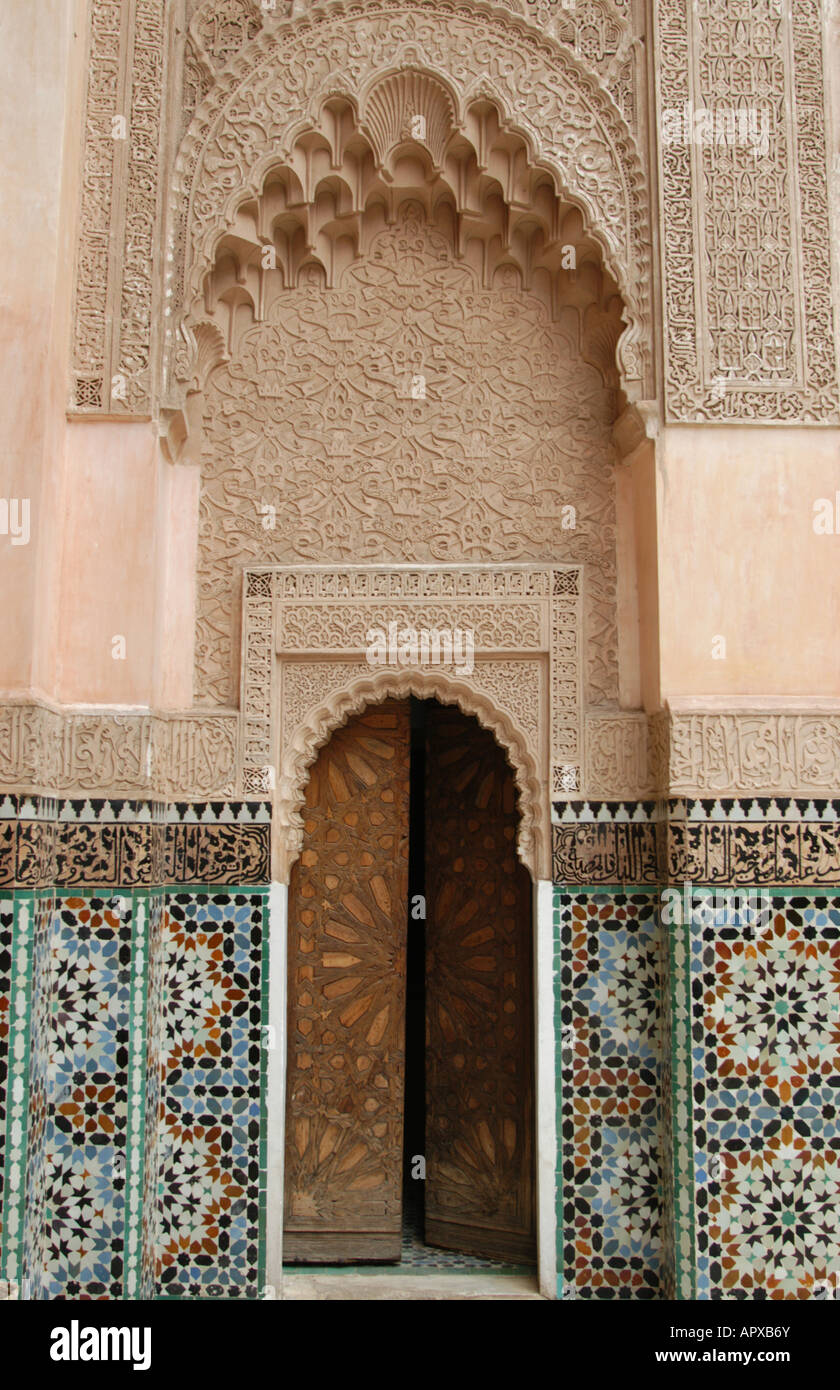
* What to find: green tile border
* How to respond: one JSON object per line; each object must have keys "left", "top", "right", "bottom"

{"left": 0, "top": 892, "right": 35, "bottom": 1287}
{"left": 257, "top": 886, "right": 270, "bottom": 1297}
{"left": 125, "top": 889, "right": 150, "bottom": 1297}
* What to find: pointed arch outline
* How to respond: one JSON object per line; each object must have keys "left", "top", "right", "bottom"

{"left": 273, "top": 665, "right": 547, "bottom": 882}
{"left": 163, "top": 0, "right": 652, "bottom": 405}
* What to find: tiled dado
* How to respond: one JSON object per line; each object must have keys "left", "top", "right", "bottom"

{"left": 660, "top": 801, "right": 840, "bottom": 1300}
{"left": 0, "top": 887, "right": 269, "bottom": 1299}
{"left": 0, "top": 799, "right": 271, "bottom": 888}
{"left": 554, "top": 888, "right": 664, "bottom": 1300}
{"left": 0, "top": 797, "right": 271, "bottom": 1299}
{"left": 554, "top": 799, "right": 840, "bottom": 1305}
{"left": 671, "top": 893, "right": 840, "bottom": 1299}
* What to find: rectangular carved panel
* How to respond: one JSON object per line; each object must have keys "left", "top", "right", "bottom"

{"left": 658, "top": 0, "right": 838, "bottom": 421}
{"left": 71, "top": 0, "right": 165, "bottom": 413}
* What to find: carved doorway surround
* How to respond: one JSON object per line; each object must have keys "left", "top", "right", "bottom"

{"left": 241, "top": 563, "right": 583, "bottom": 881}
{"left": 249, "top": 564, "right": 581, "bottom": 1297}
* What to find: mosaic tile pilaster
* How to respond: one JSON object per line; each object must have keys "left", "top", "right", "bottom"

{"left": 0, "top": 895, "right": 11, "bottom": 1270}
{"left": 44, "top": 892, "right": 148, "bottom": 1298}
{"left": 0, "top": 798, "right": 271, "bottom": 1299}
{"left": 553, "top": 881, "right": 664, "bottom": 1299}
{"left": 154, "top": 890, "right": 269, "bottom": 1299}
{"left": 686, "top": 892, "right": 840, "bottom": 1298}
{"left": 660, "top": 799, "right": 840, "bottom": 1300}
{"left": 552, "top": 802, "right": 666, "bottom": 1299}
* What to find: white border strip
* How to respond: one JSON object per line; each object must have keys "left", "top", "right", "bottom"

{"left": 265, "top": 881, "right": 288, "bottom": 1296}
{"left": 535, "top": 878, "right": 558, "bottom": 1299}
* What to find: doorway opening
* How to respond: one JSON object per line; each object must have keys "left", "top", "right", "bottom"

{"left": 282, "top": 695, "right": 536, "bottom": 1273}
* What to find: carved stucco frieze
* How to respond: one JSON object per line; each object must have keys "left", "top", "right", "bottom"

{"left": 280, "top": 659, "right": 544, "bottom": 757}
{"left": 184, "top": 0, "right": 642, "bottom": 119}
{"left": 584, "top": 712, "right": 654, "bottom": 799}
{"left": 276, "top": 604, "right": 546, "bottom": 654}
{"left": 662, "top": 711, "right": 840, "bottom": 798}
{"left": 5, "top": 699, "right": 840, "bottom": 858}
{"left": 71, "top": 1, "right": 647, "bottom": 417}
{"left": 70, "top": 0, "right": 838, "bottom": 427}
{"left": 0, "top": 704, "right": 237, "bottom": 799}
{"left": 189, "top": 0, "right": 262, "bottom": 71}
{"left": 574, "top": 709, "right": 840, "bottom": 802}
{"left": 274, "top": 668, "right": 546, "bottom": 882}
{"left": 167, "top": 1, "right": 651, "bottom": 393}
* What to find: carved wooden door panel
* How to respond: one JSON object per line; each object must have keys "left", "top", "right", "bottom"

{"left": 284, "top": 700, "right": 411, "bottom": 1263}
{"left": 424, "top": 704, "right": 536, "bottom": 1262}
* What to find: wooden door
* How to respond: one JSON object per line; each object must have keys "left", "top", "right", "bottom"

{"left": 424, "top": 704, "right": 536, "bottom": 1262}
{"left": 283, "top": 700, "right": 410, "bottom": 1262}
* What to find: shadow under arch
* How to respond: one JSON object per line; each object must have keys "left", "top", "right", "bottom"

{"left": 273, "top": 666, "right": 547, "bottom": 882}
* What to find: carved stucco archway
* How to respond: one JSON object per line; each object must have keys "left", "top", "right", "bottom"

{"left": 273, "top": 665, "right": 545, "bottom": 882}
{"left": 162, "top": 0, "right": 652, "bottom": 416}
{"left": 241, "top": 563, "right": 580, "bottom": 883}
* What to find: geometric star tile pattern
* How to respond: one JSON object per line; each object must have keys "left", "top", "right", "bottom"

{"left": 2, "top": 885, "right": 269, "bottom": 1300}
{"left": 155, "top": 892, "right": 268, "bottom": 1298}
{"left": 555, "top": 889, "right": 664, "bottom": 1299}
{"left": 690, "top": 894, "right": 840, "bottom": 1298}
{"left": 44, "top": 894, "right": 135, "bottom": 1299}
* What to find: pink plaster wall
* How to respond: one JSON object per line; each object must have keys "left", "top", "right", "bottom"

{"left": 657, "top": 426, "right": 840, "bottom": 699}
{"left": 55, "top": 424, "right": 199, "bottom": 709}
{"left": 0, "top": 0, "right": 85, "bottom": 698}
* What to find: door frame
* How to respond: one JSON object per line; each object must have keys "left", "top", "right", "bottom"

{"left": 264, "top": 847, "right": 558, "bottom": 1299}
{"left": 242, "top": 563, "right": 572, "bottom": 1297}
